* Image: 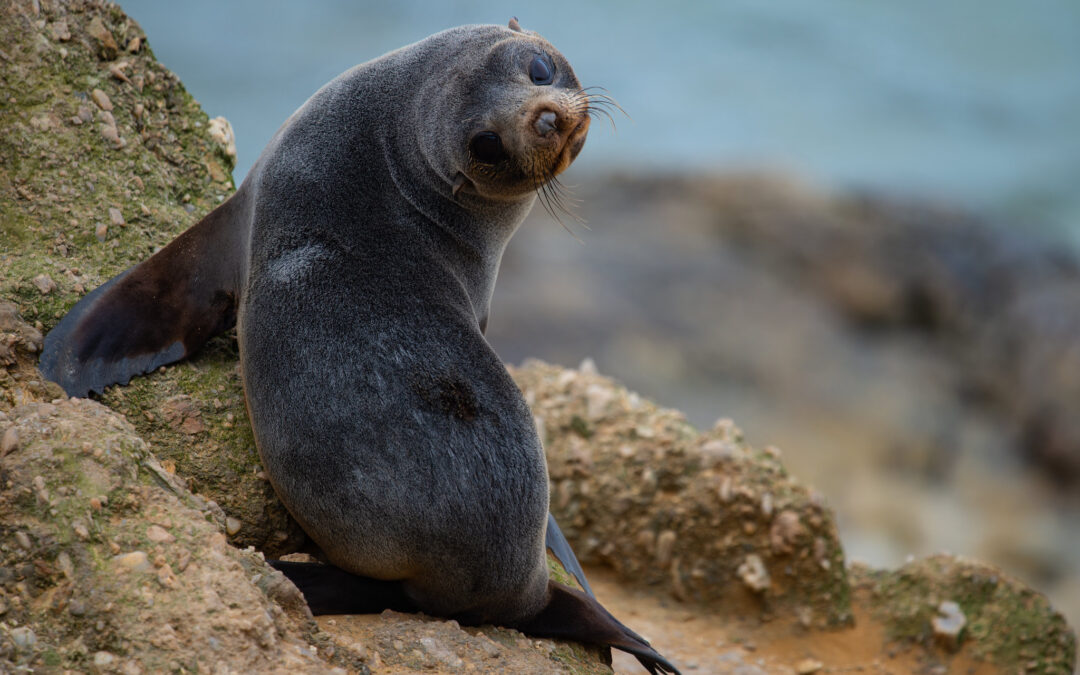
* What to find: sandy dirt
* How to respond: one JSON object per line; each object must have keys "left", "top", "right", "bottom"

{"left": 583, "top": 566, "right": 997, "bottom": 675}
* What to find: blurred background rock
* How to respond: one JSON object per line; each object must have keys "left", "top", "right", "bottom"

{"left": 120, "top": 0, "right": 1080, "bottom": 634}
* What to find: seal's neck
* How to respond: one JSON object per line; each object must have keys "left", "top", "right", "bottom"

{"left": 380, "top": 129, "right": 535, "bottom": 330}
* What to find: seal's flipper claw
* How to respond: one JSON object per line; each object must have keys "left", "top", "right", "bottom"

{"left": 39, "top": 194, "right": 248, "bottom": 397}
{"left": 517, "top": 581, "right": 680, "bottom": 674}
{"left": 268, "top": 560, "right": 419, "bottom": 615}
{"left": 546, "top": 512, "right": 595, "bottom": 597}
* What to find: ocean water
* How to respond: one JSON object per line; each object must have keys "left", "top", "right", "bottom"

{"left": 121, "top": 1, "right": 1080, "bottom": 239}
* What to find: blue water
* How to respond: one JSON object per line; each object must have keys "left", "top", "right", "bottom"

{"left": 121, "top": 1, "right": 1080, "bottom": 239}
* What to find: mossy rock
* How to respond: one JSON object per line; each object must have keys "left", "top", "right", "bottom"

{"left": 855, "top": 555, "right": 1077, "bottom": 674}
{"left": 0, "top": 0, "right": 300, "bottom": 554}
{"left": 0, "top": 393, "right": 337, "bottom": 673}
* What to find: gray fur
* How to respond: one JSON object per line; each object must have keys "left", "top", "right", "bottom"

{"left": 236, "top": 24, "right": 585, "bottom": 623}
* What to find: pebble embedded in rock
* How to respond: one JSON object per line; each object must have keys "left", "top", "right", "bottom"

{"left": 769, "top": 510, "right": 807, "bottom": 555}
{"left": 50, "top": 19, "right": 71, "bottom": 42}
{"left": 157, "top": 563, "right": 178, "bottom": 588}
{"left": 1, "top": 426, "right": 18, "bottom": 456}
{"left": 655, "top": 529, "right": 677, "bottom": 568}
{"left": 796, "top": 658, "right": 824, "bottom": 674}
{"left": 10, "top": 626, "right": 36, "bottom": 651}
{"left": 147, "top": 524, "right": 175, "bottom": 543}
{"left": 32, "top": 273, "right": 56, "bottom": 294}
{"left": 86, "top": 16, "right": 118, "bottom": 55}
{"left": 57, "top": 551, "right": 75, "bottom": 580}
{"left": 109, "top": 62, "right": 131, "bottom": 83}
{"left": 225, "top": 516, "right": 242, "bottom": 536}
{"left": 585, "top": 383, "right": 615, "bottom": 419}
{"left": 207, "top": 116, "right": 237, "bottom": 158}
{"left": 419, "top": 637, "right": 464, "bottom": 669}
{"left": 932, "top": 600, "right": 966, "bottom": 651}
{"left": 91, "top": 88, "right": 113, "bottom": 112}
{"left": 737, "top": 553, "right": 770, "bottom": 593}
{"left": 15, "top": 530, "right": 32, "bottom": 550}
{"left": 114, "top": 550, "right": 151, "bottom": 573}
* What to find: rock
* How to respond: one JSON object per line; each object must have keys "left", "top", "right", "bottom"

{"left": 10, "top": 626, "right": 36, "bottom": 651}
{"left": 207, "top": 116, "right": 237, "bottom": 158}
{"left": 931, "top": 600, "right": 966, "bottom": 652}
{"left": 31, "top": 274, "right": 55, "bottom": 295}
{"left": 512, "top": 361, "right": 850, "bottom": 624}
{"left": 855, "top": 555, "right": 1075, "bottom": 672}
{"left": 769, "top": 510, "right": 807, "bottom": 555}
{"left": 90, "top": 88, "right": 113, "bottom": 111}
{"left": 108, "top": 206, "right": 125, "bottom": 227}
{"left": 86, "top": 16, "right": 118, "bottom": 59}
{"left": 146, "top": 524, "right": 175, "bottom": 543}
{"left": 113, "top": 551, "right": 151, "bottom": 573}
{"left": 49, "top": 19, "right": 70, "bottom": 42}
{"left": 1, "top": 427, "right": 18, "bottom": 456}
{"left": 419, "top": 636, "right": 464, "bottom": 669}
{"left": 795, "top": 658, "right": 823, "bottom": 674}
{"left": 737, "top": 554, "right": 770, "bottom": 593}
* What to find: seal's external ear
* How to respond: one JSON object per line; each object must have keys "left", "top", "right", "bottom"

{"left": 39, "top": 195, "right": 247, "bottom": 398}
{"left": 451, "top": 172, "right": 470, "bottom": 199}
{"left": 508, "top": 17, "right": 523, "bottom": 32}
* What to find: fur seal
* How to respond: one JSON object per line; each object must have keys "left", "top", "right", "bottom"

{"left": 40, "top": 20, "right": 677, "bottom": 674}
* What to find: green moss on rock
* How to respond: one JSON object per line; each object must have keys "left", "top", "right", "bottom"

{"left": 856, "top": 555, "right": 1077, "bottom": 673}
{"left": 0, "top": 0, "right": 298, "bottom": 553}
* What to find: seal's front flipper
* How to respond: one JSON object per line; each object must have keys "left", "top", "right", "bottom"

{"left": 39, "top": 194, "right": 249, "bottom": 397}
{"left": 546, "top": 512, "right": 595, "bottom": 597}
{"left": 517, "top": 581, "right": 681, "bottom": 675}
{"left": 268, "top": 560, "right": 419, "bottom": 615}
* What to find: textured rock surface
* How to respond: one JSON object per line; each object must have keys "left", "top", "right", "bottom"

{"left": 854, "top": 555, "right": 1077, "bottom": 673}
{"left": 0, "top": 314, "right": 338, "bottom": 673}
{"left": 1, "top": 1, "right": 1075, "bottom": 673}
{"left": 511, "top": 359, "right": 852, "bottom": 628}
{"left": 0, "top": 0, "right": 300, "bottom": 555}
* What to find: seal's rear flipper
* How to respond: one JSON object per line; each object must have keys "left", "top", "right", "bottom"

{"left": 268, "top": 560, "right": 419, "bottom": 615}
{"left": 545, "top": 512, "right": 595, "bottom": 597}
{"left": 39, "top": 195, "right": 249, "bottom": 397}
{"left": 517, "top": 581, "right": 681, "bottom": 674}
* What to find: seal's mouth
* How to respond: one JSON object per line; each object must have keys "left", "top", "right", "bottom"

{"left": 551, "top": 116, "right": 590, "bottom": 177}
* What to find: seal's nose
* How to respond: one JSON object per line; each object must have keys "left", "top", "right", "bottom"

{"left": 534, "top": 110, "right": 558, "bottom": 136}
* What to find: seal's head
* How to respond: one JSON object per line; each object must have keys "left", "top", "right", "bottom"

{"left": 413, "top": 20, "right": 599, "bottom": 207}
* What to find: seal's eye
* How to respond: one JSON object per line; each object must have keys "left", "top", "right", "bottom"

{"left": 470, "top": 131, "right": 506, "bottom": 164}
{"left": 529, "top": 55, "right": 554, "bottom": 85}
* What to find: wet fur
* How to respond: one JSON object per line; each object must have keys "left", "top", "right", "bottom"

{"left": 40, "top": 24, "right": 677, "bottom": 674}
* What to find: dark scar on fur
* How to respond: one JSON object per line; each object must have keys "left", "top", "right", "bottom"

{"left": 414, "top": 375, "right": 479, "bottom": 422}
